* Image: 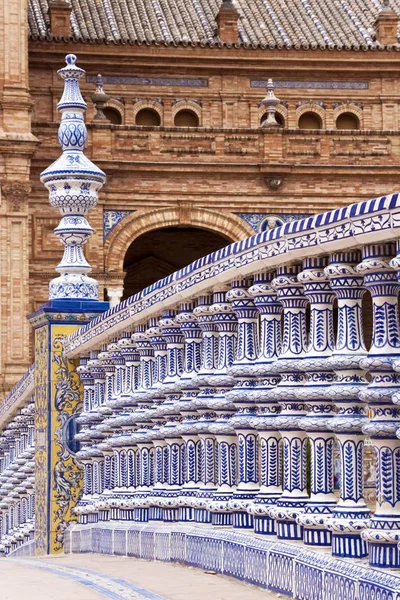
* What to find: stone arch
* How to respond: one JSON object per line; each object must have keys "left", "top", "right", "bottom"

{"left": 171, "top": 100, "right": 202, "bottom": 125}
{"left": 103, "top": 98, "right": 125, "bottom": 124}
{"left": 133, "top": 100, "right": 163, "bottom": 124}
{"left": 296, "top": 103, "right": 326, "bottom": 128}
{"left": 105, "top": 207, "right": 254, "bottom": 274}
{"left": 259, "top": 103, "right": 287, "bottom": 126}
{"left": 333, "top": 103, "right": 363, "bottom": 127}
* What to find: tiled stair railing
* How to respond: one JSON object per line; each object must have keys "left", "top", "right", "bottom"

{"left": 0, "top": 365, "right": 35, "bottom": 554}
{"left": 63, "top": 192, "right": 400, "bottom": 573}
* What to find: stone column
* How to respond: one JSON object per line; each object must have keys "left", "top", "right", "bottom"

{"left": 247, "top": 272, "right": 282, "bottom": 535}
{"left": 268, "top": 266, "right": 309, "bottom": 540}
{"left": 325, "top": 252, "right": 370, "bottom": 558}
{"left": 297, "top": 258, "right": 337, "bottom": 547}
{"left": 359, "top": 243, "right": 400, "bottom": 567}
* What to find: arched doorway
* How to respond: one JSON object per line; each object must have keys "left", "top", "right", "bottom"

{"left": 122, "top": 226, "right": 231, "bottom": 299}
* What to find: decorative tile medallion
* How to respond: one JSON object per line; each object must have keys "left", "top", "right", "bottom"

{"left": 103, "top": 210, "right": 134, "bottom": 240}
{"left": 234, "top": 212, "right": 311, "bottom": 233}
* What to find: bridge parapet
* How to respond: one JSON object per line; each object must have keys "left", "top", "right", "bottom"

{"left": 2, "top": 54, "right": 400, "bottom": 597}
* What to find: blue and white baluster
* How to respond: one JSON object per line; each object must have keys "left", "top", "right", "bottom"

{"left": 75, "top": 356, "right": 97, "bottom": 524}
{"left": 175, "top": 302, "right": 203, "bottom": 522}
{"left": 192, "top": 295, "right": 219, "bottom": 524}
{"left": 105, "top": 337, "right": 137, "bottom": 520}
{"left": 226, "top": 279, "right": 260, "bottom": 530}
{"left": 268, "top": 266, "right": 309, "bottom": 540}
{"left": 208, "top": 290, "right": 238, "bottom": 526}
{"left": 86, "top": 349, "right": 112, "bottom": 521}
{"left": 158, "top": 311, "right": 185, "bottom": 522}
{"left": 297, "top": 258, "right": 337, "bottom": 546}
{"left": 247, "top": 272, "right": 282, "bottom": 535}
{"left": 146, "top": 319, "right": 168, "bottom": 521}
{"left": 358, "top": 243, "right": 400, "bottom": 567}
{"left": 325, "top": 252, "right": 370, "bottom": 558}
{"left": 95, "top": 342, "right": 119, "bottom": 518}
{"left": 97, "top": 341, "right": 139, "bottom": 520}
{"left": 107, "top": 334, "right": 143, "bottom": 519}
{"left": 107, "top": 338, "right": 125, "bottom": 411}
{"left": 128, "top": 325, "right": 155, "bottom": 522}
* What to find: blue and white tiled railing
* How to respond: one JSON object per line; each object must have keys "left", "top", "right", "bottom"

{"left": 0, "top": 366, "right": 35, "bottom": 554}
{"left": 62, "top": 191, "right": 400, "bottom": 582}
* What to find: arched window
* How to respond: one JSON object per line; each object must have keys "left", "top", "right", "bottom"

{"left": 103, "top": 107, "right": 122, "bottom": 125}
{"left": 298, "top": 112, "right": 322, "bottom": 130}
{"left": 336, "top": 112, "right": 360, "bottom": 130}
{"left": 174, "top": 110, "right": 199, "bottom": 127}
{"left": 135, "top": 108, "right": 161, "bottom": 126}
{"left": 260, "top": 113, "right": 284, "bottom": 127}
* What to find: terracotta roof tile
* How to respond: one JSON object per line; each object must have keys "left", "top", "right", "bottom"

{"left": 28, "top": 0, "right": 400, "bottom": 49}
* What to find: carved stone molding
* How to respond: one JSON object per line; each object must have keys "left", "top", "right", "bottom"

{"left": 2, "top": 181, "right": 31, "bottom": 212}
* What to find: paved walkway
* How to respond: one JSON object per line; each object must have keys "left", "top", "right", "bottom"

{"left": 5, "top": 554, "right": 281, "bottom": 600}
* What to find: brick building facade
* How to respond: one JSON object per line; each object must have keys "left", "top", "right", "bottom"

{"left": 1, "top": 0, "right": 400, "bottom": 391}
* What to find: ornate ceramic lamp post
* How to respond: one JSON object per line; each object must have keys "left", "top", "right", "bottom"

{"left": 30, "top": 54, "right": 109, "bottom": 554}
{"left": 40, "top": 54, "right": 106, "bottom": 302}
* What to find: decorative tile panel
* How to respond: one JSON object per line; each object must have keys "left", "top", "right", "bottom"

{"left": 87, "top": 76, "right": 208, "bottom": 88}
{"left": 251, "top": 80, "right": 369, "bottom": 90}
{"left": 104, "top": 210, "right": 134, "bottom": 240}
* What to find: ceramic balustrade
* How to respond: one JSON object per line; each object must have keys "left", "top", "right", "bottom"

{"left": 174, "top": 302, "right": 202, "bottom": 522}
{"left": 207, "top": 290, "right": 238, "bottom": 526}
{"left": 146, "top": 318, "right": 168, "bottom": 521}
{"left": 247, "top": 271, "right": 282, "bottom": 535}
{"left": 125, "top": 325, "right": 155, "bottom": 521}
{"left": 268, "top": 265, "right": 309, "bottom": 540}
{"left": 157, "top": 311, "right": 185, "bottom": 521}
{"left": 56, "top": 192, "right": 400, "bottom": 571}
{"left": 191, "top": 295, "right": 219, "bottom": 524}
{"left": 0, "top": 396, "right": 35, "bottom": 555}
{"left": 297, "top": 257, "right": 337, "bottom": 547}
{"left": 75, "top": 355, "right": 103, "bottom": 523}
{"left": 358, "top": 243, "right": 400, "bottom": 567}
{"left": 324, "top": 252, "right": 370, "bottom": 558}
{"left": 226, "top": 279, "right": 260, "bottom": 530}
